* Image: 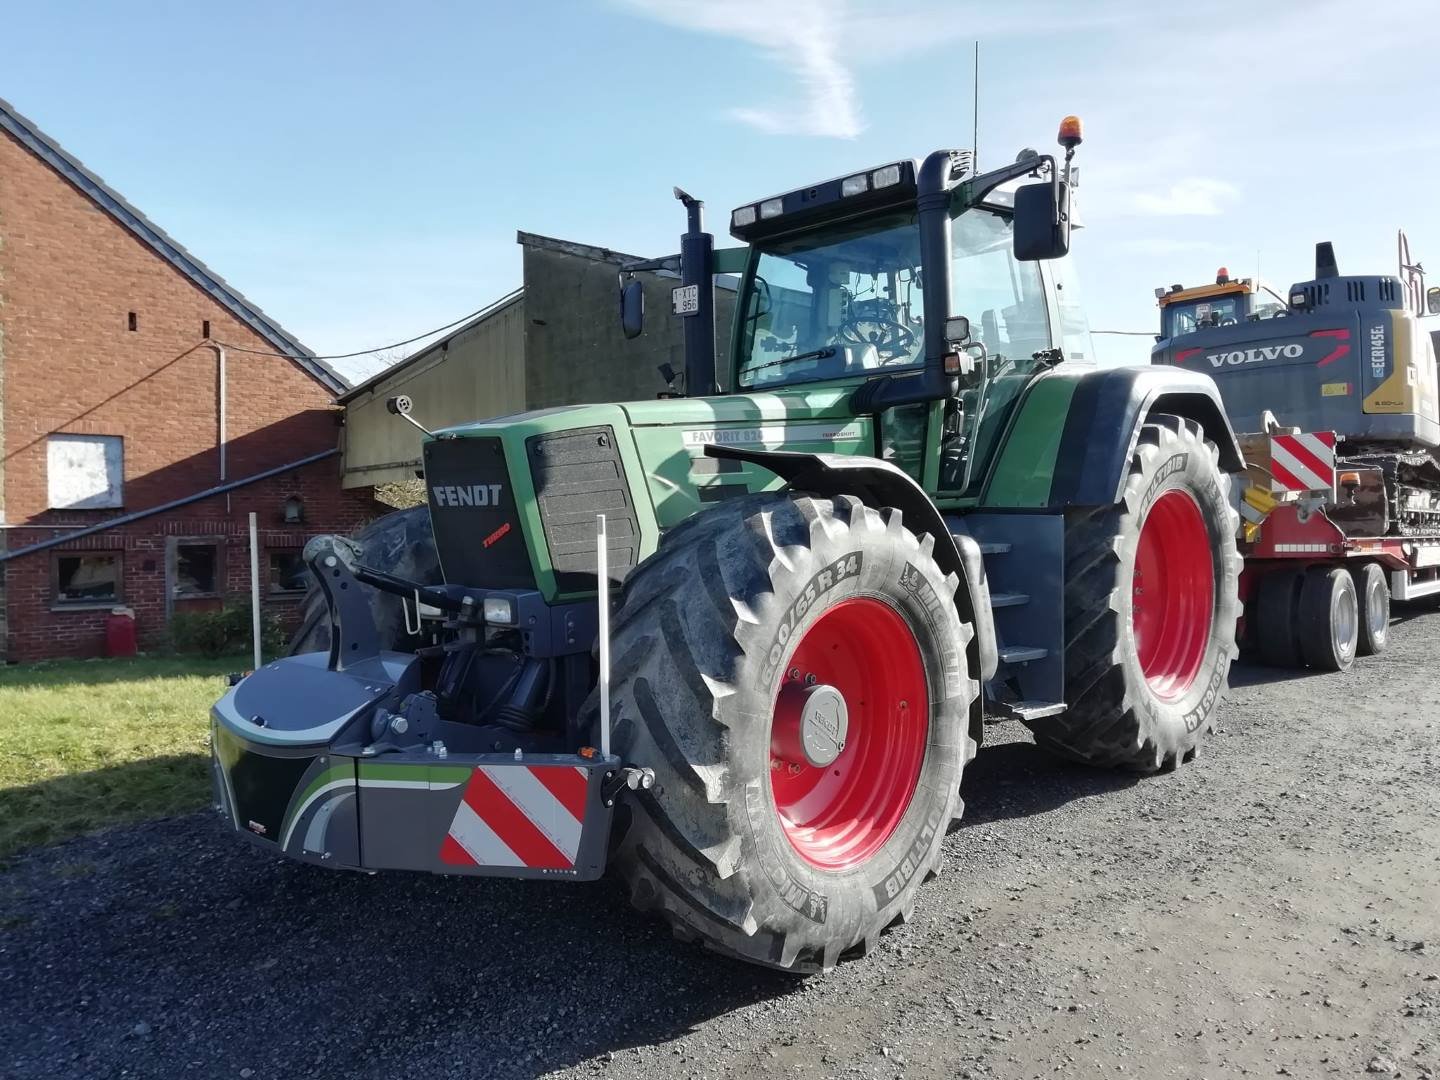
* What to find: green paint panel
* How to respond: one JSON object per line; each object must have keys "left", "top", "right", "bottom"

{"left": 624, "top": 388, "right": 874, "bottom": 528}
{"left": 980, "top": 375, "right": 1077, "bottom": 508}
{"left": 358, "top": 761, "right": 471, "bottom": 784}
{"left": 430, "top": 390, "right": 876, "bottom": 592}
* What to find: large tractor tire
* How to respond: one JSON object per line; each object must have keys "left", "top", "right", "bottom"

{"left": 595, "top": 493, "right": 977, "bottom": 973}
{"left": 1029, "top": 415, "right": 1241, "bottom": 771}
{"left": 288, "top": 505, "right": 441, "bottom": 655}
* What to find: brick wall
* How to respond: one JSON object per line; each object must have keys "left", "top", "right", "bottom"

{"left": 0, "top": 126, "right": 377, "bottom": 661}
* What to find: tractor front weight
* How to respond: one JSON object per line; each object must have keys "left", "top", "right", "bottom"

{"left": 210, "top": 532, "right": 646, "bottom": 881}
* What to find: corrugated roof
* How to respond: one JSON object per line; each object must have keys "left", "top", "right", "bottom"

{"left": 0, "top": 96, "right": 348, "bottom": 394}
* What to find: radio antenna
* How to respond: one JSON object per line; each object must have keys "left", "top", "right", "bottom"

{"left": 972, "top": 41, "right": 980, "bottom": 172}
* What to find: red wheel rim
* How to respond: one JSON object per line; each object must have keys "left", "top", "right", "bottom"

{"left": 1132, "top": 489, "right": 1214, "bottom": 701}
{"left": 769, "top": 597, "right": 928, "bottom": 871}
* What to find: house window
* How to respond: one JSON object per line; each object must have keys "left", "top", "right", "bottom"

{"left": 54, "top": 553, "right": 122, "bottom": 606}
{"left": 48, "top": 435, "right": 124, "bottom": 509}
{"left": 173, "top": 543, "right": 221, "bottom": 598}
{"left": 269, "top": 551, "right": 310, "bottom": 595}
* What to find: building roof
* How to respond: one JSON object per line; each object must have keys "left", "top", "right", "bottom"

{"left": 0, "top": 97, "right": 348, "bottom": 395}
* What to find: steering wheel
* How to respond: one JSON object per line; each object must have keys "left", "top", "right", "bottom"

{"left": 840, "top": 316, "right": 915, "bottom": 361}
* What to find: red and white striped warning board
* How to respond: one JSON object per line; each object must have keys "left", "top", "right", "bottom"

{"left": 1269, "top": 431, "right": 1337, "bottom": 495}
{"left": 439, "top": 765, "right": 589, "bottom": 870}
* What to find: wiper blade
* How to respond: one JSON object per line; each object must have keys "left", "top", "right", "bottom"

{"left": 744, "top": 346, "right": 838, "bottom": 378}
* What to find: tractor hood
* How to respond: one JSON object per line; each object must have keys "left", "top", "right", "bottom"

{"left": 424, "top": 388, "right": 876, "bottom": 600}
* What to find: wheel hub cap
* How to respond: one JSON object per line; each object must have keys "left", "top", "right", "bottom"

{"left": 773, "top": 683, "right": 849, "bottom": 768}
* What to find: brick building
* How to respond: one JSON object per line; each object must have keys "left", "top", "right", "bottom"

{"left": 0, "top": 98, "right": 379, "bottom": 662}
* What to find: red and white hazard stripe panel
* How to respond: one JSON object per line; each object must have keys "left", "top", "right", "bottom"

{"left": 1269, "top": 431, "right": 1336, "bottom": 495}
{"left": 440, "top": 765, "right": 589, "bottom": 870}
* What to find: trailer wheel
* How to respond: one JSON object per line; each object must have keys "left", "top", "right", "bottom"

{"left": 288, "top": 505, "right": 440, "bottom": 655}
{"left": 1255, "top": 570, "right": 1305, "bottom": 668}
{"left": 1351, "top": 563, "right": 1390, "bottom": 657}
{"left": 1298, "top": 567, "right": 1359, "bottom": 671}
{"left": 1031, "top": 415, "right": 1240, "bottom": 772}
{"left": 592, "top": 493, "right": 976, "bottom": 973}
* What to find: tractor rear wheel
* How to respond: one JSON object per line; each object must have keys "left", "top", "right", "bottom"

{"left": 1351, "top": 562, "right": 1390, "bottom": 657}
{"left": 594, "top": 493, "right": 976, "bottom": 973}
{"left": 1029, "top": 415, "right": 1241, "bottom": 771}
{"left": 1298, "top": 566, "right": 1359, "bottom": 671}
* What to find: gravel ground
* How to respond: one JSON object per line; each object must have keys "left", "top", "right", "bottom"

{"left": 3, "top": 608, "right": 1437, "bottom": 1080}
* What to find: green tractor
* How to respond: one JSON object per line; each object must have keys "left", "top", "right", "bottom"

{"left": 212, "top": 118, "right": 1242, "bottom": 973}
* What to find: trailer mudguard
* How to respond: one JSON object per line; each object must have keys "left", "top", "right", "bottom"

{"left": 983, "top": 366, "right": 1245, "bottom": 510}
{"left": 703, "top": 445, "right": 998, "bottom": 693}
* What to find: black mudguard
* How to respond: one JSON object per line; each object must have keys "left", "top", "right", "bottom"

{"left": 1044, "top": 366, "right": 1244, "bottom": 509}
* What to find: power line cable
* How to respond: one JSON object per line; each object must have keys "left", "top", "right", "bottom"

{"left": 211, "top": 295, "right": 518, "bottom": 360}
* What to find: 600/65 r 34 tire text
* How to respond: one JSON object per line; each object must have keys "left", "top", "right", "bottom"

{"left": 1031, "top": 415, "right": 1242, "bottom": 771}
{"left": 591, "top": 493, "right": 977, "bottom": 973}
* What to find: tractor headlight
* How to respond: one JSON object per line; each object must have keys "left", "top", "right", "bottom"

{"left": 482, "top": 596, "right": 516, "bottom": 626}
{"left": 841, "top": 173, "right": 869, "bottom": 197}
{"left": 731, "top": 205, "right": 757, "bottom": 228}
{"left": 759, "top": 198, "right": 784, "bottom": 219}
{"left": 871, "top": 164, "right": 903, "bottom": 189}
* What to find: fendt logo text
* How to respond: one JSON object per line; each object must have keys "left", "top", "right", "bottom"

{"left": 432, "top": 483, "right": 504, "bottom": 508}
{"left": 1206, "top": 343, "right": 1303, "bottom": 368}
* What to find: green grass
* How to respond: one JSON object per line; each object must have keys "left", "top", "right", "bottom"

{"left": 0, "top": 655, "right": 244, "bottom": 860}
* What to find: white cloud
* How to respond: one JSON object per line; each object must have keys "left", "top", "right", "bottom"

{"left": 619, "top": 0, "right": 862, "bottom": 138}
{"left": 616, "top": 0, "right": 1136, "bottom": 140}
{"left": 1132, "top": 178, "right": 1239, "bottom": 217}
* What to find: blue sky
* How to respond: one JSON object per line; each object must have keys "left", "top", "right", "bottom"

{"left": 5, "top": 0, "right": 1438, "bottom": 382}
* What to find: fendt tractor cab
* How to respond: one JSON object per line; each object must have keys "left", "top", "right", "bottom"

{"left": 212, "top": 119, "right": 1245, "bottom": 973}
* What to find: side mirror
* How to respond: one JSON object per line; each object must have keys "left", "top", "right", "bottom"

{"left": 1428, "top": 286, "right": 1440, "bottom": 316}
{"left": 620, "top": 279, "right": 645, "bottom": 339}
{"left": 1013, "top": 180, "right": 1071, "bottom": 262}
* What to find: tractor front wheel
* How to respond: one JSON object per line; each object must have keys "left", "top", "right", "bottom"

{"left": 1030, "top": 415, "right": 1241, "bottom": 771}
{"left": 593, "top": 493, "right": 976, "bottom": 973}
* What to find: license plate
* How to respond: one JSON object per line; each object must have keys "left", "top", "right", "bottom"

{"left": 672, "top": 284, "right": 699, "bottom": 315}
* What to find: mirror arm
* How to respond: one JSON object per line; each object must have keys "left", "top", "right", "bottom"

{"left": 966, "top": 154, "right": 1057, "bottom": 204}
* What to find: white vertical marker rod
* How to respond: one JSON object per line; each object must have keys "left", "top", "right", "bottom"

{"left": 596, "top": 513, "right": 611, "bottom": 759}
{"left": 249, "top": 512, "right": 262, "bottom": 671}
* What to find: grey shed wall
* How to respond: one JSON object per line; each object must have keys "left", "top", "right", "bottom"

{"left": 522, "top": 242, "right": 736, "bottom": 408}
{"left": 341, "top": 294, "right": 526, "bottom": 488}
{"left": 339, "top": 234, "right": 739, "bottom": 489}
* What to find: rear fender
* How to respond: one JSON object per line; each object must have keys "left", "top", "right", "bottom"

{"left": 991, "top": 367, "right": 1244, "bottom": 510}
{"left": 705, "top": 446, "right": 996, "bottom": 738}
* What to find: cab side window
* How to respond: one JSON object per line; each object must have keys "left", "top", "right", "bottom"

{"left": 950, "top": 210, "right": 1050, "bottom": 369}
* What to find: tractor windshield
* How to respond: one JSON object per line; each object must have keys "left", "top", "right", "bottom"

{"left": 736, "top": 212, "right": 926, "bottom": 389}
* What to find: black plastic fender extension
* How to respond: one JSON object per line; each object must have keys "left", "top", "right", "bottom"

{"left": 703, "top": 446, "right": 999, "bottom": 694}
{"left": 1044, "top": 366, "right": 1245, "bottom": 509}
